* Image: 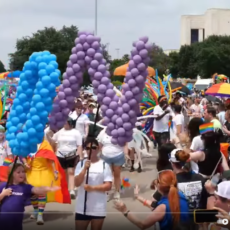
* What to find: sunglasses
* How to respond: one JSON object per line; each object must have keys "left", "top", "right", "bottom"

{"left": 85, "top": 146, "right": 97, "bottom": 150}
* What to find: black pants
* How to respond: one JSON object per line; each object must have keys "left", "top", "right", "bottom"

{"left": 153, "top": 131, "right": 170, "bottom": 148}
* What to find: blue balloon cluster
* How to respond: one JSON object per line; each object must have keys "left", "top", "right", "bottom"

{"left": 6, "top": 51, "right": 61, "bottom": 157}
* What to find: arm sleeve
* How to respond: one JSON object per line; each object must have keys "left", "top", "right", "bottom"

{"left": 75, "top": 131, "right": 83, "bottom": 146}
{"left": 103, "top": 163, "right": 113, "bottom": 182}
{"left": 174, "top": 116, "right": 182, "bottom": 126}
{"left": 52, "top": 132, "right": 59, "bottom": 143}
{"left": 153, "top": 106, "right": 161, "bottom": 116}
{"left": 24, "top": 184, "right": 34, "bottom": 198}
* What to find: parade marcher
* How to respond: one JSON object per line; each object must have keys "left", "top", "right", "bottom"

{"left": 0, "top": 164, "right": 60, "bottom": 230}
{"left": 49, "top": 117, "right": 83, "bottom": 199}
{"left": 97, "top": 129, "right": 128, "bottom": 200}
{"left": 75, "top": 137, "right": 112, "bottom": 230}
{"left": 23, "top": 139, "right": 71, "bottom": 224}
{"left": 114, "top": 170, "right": 190, "bottom": 230}
{"left": 204, "top": 107, "right": 222, "bottom": 129}
{"left": 152, "top": 96, "right": 172, "bottom": 147}
{"left": 70, "top": 102, "right": 89, "bottom": 143}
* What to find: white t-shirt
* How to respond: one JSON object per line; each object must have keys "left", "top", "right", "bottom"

{"left": 97, "top": 130, "right": 123, "bottom": 158}
{"left": 75, "top": 159, "right": 113, "bottom": 216}
{"left": 70, "top": 111, "right": 89, "bottom": 138}
{"left": 217, "top": 111, "right": 226, "bottom": 126}
{"left": 153, "top": 105, "right": 171, "bottom": 133}
{"left": 53, "top": 128, "right": 82, "bottom": 158}
{"left": 172, "top": 114, "right": 185, "bottom": 138}
{"left": 0, "top": 141, "right": 12, "bottom": 166}
{"left": 190, "top": 135, "right": 204, "bottom": 151}
{"left": 190, "top": 104, "right": 203, "bottom": 119}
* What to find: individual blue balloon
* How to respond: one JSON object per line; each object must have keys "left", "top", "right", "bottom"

{"left": 46, "top": 65, "right": 55, "bottom": 74}
{"left": 26, "top": 120, "right": 34, "bottom": 129}
{"left": 11, "top": 117, "right": 20, "bottom": 125}
{"left": 36, "top": 82, "right": 44, "bottom": 90}
{"left": 33, "top": 95, "right": 42, "bottom": 103}
{"left": 38, "top": 62, "right": 47, "bottom": 70}
{"left": 40, "top": 88, "right": 49, "bottom": 97}
{"left": 38, "top": 69, "right": 47, "bottom": 78}
{"left": 13, "top": 98, "right": 21, "bottom": 106}
{"left": 31, "top": 115, "right": 40, "bottom": 124}
{"left": 30, "top": 108, "right": 37, "bottom": 115}
{"left": 18, "top": 93, "right": 27, "bottom": 102}
{"left": 17, "top": 123, "right": 23, "bottom": 130}
{"left": 28, "top": 128, "right": 36, "bottom": 136}
{"left": 41, "top": 76, "right": 51, "bottom": 85}
{"left": 15, "top": 105, "right": 23, "bottom": 114}
{"left": 35, "top": 124, "right": 44, "bottom": 132}
{"left": 6, "top": 122, "right": 12, "bottom": 129}
{"left": 50, "top": 61, "right": 58, "bottom": 69}
{"left": 35, "top": 102, "right": 45, "bottom": 111}
{"left": 8, "top": 126, "right": 17, "bottom": 133}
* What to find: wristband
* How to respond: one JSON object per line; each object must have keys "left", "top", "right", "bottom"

{"left": 124, "top": 210, "right": 130, "bottom": 217}
{"left": 54, "top": 170, "right": 58, "bottom": 174}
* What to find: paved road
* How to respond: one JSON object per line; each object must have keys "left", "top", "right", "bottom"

{"left": 24, "top": 150, "right": 158, "bottom": 230}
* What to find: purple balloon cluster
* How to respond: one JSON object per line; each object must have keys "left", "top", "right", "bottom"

{"left": 49, "top": 31, "right": 109, "bottom": 131}
{"left": 49, "top": 31, "right": 151, "bottom": 147}
{"left": 102, "top": 37, "right": 151, "bottom": 146}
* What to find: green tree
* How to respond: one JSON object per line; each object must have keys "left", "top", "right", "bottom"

{"left": 196, "top": 35, "right": 230, "bottom": 78}
{"left": 0, "top": 61, "right": 6, "bottom": 73}
{"left": 148, "top": 44, "right": 169, "bottom": 77}
{"left": 168, "top": 52, "right": 179, "bottom": 78}
{"left": 9, "top": 26, "right": 78, "bottom": 74}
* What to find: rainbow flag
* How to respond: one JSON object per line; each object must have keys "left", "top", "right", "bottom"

{"left": 199, "top": 123, "right": 214, "bottom": 135}
{"left": 3, "top": 157, "right": 13, "bottom": 166}
{"left": 26, "top": 140, "right": 71, "bottom": 204}
{"left": 121, "top": 178, "right": 130, "bottom": 190}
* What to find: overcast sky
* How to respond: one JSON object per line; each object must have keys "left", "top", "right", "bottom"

{"left": 1, "top": 0, "right": 230, "bottom": 68}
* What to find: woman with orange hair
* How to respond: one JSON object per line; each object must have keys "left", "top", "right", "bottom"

{"left": 114, "top": 170, "right": 190, "bottom": 230}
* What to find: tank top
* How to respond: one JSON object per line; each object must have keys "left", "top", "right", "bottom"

{"left": 157, "top": 192, "right": 190, "bottom": 230}
{"left": 198, "top": 147, "right": 222, "bottom": 177}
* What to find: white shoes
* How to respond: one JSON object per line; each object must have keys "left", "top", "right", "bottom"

{"left": 37, "top": 214, "right": 44, "bottom": 225}
{"left": 113, "top": 191, "right": 120, "bottom": 200}
{"left": 70, "top": 190, "right": 76, "bottom": 199}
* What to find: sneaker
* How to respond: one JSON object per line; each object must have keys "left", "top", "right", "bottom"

{"left": 113, "top": 191, "right": 120, "bottom": 200}
{"left": 37, "top": 215, "right": 44, "bottom": 225}
{"left": 137, "top": 167, "right": 142, "bottom": 173}
{"left": 30, "top": 212, "right": 38, "bottom": 220}
{"left": 70, "top": 190, "right": 76, "bottom": 199}
{"left": 129, "top": 167, "right": 135, "bottom": 172}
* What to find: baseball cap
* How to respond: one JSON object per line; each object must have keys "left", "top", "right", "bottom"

{"left": 215, "top": 181, "right": 230, "bottom": 199}
{"left": 169, "top": 148, "right": 183, "bottom": 163}
{"left": 89, "top": 103, "right": 96, "bottom": 107}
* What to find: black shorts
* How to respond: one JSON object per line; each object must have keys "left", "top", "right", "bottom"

{"left": 58, "top": 156, "right": 78, "bottom": 169}
{"left": 75, "top": 213, "right": 105, "bottom": 221}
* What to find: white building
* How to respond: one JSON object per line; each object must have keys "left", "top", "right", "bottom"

{"left": 181, "top": 8, "right": 230, "bottom": 46}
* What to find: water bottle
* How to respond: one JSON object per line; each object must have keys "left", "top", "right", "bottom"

{"left": 211, "top": 173, "right": 220, "bottom": 186}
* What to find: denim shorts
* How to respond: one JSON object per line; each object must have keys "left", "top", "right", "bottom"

{"left": 100, "top": 153, "right": 125, "bottom": 166}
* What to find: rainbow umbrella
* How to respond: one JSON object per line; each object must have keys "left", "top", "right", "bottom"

{"left": 205, "top": 83, "right": 230, "bottom": 97}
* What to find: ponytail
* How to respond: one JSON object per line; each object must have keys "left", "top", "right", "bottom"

{"left": 168, "top": 185, "right": 180, "bottom": 227}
